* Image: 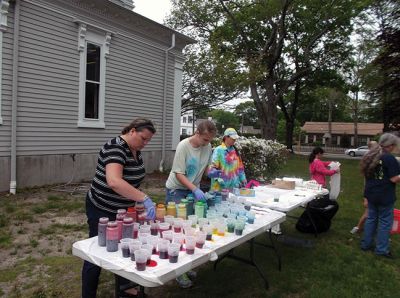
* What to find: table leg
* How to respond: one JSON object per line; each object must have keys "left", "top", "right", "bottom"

{"left": 305, "top": 207, "right": 319, "bottom": 237}
{"left": 213, "top": 239, "right": 269, "bottom": 289}
{"left": 253, "top": 230, "right": 282, "bottom": 271}
{"left": 268, "top": 229, "right": 282, "bottom": 271}
{"left": 114, "top": 274, "right": 120, "bottom": 298}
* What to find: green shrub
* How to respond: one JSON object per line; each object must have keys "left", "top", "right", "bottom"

{"left": 212, "top": 136, "right": 289, "bottom": 181}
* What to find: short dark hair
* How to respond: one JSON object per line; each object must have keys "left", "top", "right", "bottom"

{"left": 196, "top": 120, "right": 217, "bottom": 136}
{"left": 121, "top": 118, "right": 156, "bottom": 134}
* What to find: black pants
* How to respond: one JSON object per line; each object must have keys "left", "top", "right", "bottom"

{"left": 81, "top": 195, "right": 131, "bottom": 298}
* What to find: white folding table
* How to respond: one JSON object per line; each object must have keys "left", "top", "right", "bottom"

{"left": 243, "top": 186, "right": 328, "bottom": 237}
{"left": 73, "top": 209, "right": 285, "bottom": 294}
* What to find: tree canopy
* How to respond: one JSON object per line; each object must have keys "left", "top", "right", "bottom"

{"left": 168, "top": 0, "right": 370, "bottom": 145}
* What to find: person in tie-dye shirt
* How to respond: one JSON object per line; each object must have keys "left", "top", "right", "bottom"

{"left": 208, "top": 128, "right": 247, "bottom": 191}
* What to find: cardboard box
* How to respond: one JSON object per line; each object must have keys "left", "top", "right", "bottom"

{"left": 271, "top": 180, "right": 295, "bottom": 190}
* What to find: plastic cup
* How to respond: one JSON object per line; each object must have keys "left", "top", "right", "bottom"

{"left": 195, "top": 231, "right": 207, "bottom": 248}
{"left": 237, "top": 215, "right": 248, "bottom": 224}
{"left": 216, "top": 222, "right": 226, "bottom": 236}
{"left": 182, "top": 220, "right": 192, "bottom": 232}
{"left": 173, "top": 218, "right": 183, "bottom": 233}
{"left": 132, "top": 222, "right": 140, "bottom": 239}
{"left": 198, "top": 218, "right": 209, "bottom": 230}
{"left": 173, "top": 232, "right": 184, "bottom": 248}
{"left": 168, "top": 243, "right": 181, "bottom": 263}
{"left": 188, "top": 215, "right": 198, "bottom": 227}
{"left": 203, "top": 224, "right": 213, "bottom": 241}
{"left": 164, "top": 215, "right": 175, "bottom": 227}
{"left": 158, "top": 222, "right": 170, "bottom": 237}
{"left": 184, "top": 226, "right": 195, "bottom": 236}
{"left": 134, "top": 249, "right": 148, "bottom": 271}
{"left": 147, "top": 235, "right": 159, "bottom": 254}
{"left": 226, "top": 218, "right": 235, "bottom": 233}
{"left": 141, "top": 244, "right": 153, "bottom": 264}
{"left": 246, "top": 211, "right": 256, "bottom": 224}
{"left": 157, "top": 239, "right": 169, "bottom": 259}
{"left": 129, "top": 240, "right": 142, "bottom": 261}
{"left": 227, "top": 193, "right": 234, "bottom": 203}
{"left": 185, "top": 236, "right": 196, "bottom": 255}
{"left": 234, "top": 220, "right": 245, "bottom": 236}
{"left": 138, "top": 232, "right": 150, "bottom": 244}
{"left": 150, "top": 221, "right": 158, "bottom": 236}
{"left": 162, "top": 230, "right": 173, "bottom": 242}
{"left": 244, "top": 202, "right": 252, "bottom": 211}
{"left": 120, "top": 238, "right": 134, "bottom": 258}
{"left": 139, "top": 225, "right": 151, "bottom": 234}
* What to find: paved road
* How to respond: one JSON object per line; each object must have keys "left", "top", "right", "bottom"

{"left": 294, "top": 151, "right": 361, "bottom": 160}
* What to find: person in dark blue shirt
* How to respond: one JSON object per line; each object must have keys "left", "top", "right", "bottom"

{"left": 360, "top": 133, "right": 400, "bottom": 258}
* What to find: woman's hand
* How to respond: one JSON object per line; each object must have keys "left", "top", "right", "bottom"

{"left": 208, "top": 168, "right": 222, "bottom": 178}
{"left": 143, "top": 196, "right": 155, "bottom": 220}
{"left": 192, "top": 188, "right": 206, "bottom": 202}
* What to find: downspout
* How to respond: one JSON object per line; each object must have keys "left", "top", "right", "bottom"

{"left": 10, "top": 0, "right": 21, "bottom": 194}
{"left": 159, "top": 33, "right": 175, "bottom": 172}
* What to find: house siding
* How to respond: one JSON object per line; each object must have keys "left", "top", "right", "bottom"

{"left": 12, "top": 0, "right": 176, "bottom": 155}
{"left": 0, "top": 0, "right": 189, "bottom": 191}
{"left": 0, "top": 3, "right": 14, "bottom": 155}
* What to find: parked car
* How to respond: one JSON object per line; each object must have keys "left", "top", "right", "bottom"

{"left": 344, "top": 146, "right": 369, "bottom": 157}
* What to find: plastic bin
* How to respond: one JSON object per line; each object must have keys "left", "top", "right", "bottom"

{"left": 391, "top": 209, "right": 400, "bottom": 234}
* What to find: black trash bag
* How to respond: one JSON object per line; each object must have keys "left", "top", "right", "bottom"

{"left": 296, "top": 197, "right": 339, "bottom": 233}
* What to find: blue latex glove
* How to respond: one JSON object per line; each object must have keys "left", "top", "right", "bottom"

{"left": 208, "top": 168, "right": 222, "bottom": 178}
{"left": 192, "top": 188, "right": 206, "bottom": 202}
{"left": 143, "top": 196, "right": 155, "bottom": 220}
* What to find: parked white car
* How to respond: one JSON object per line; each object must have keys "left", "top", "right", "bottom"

{"left": 344, "top": 146, "right": 369, "bottom": 157}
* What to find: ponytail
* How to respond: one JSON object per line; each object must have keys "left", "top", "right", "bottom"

{"left": 309, "top": 147, "right": 324, "bottom": 164}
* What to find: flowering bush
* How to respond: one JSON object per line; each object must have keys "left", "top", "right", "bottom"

{"left": 212, "top": 136, "right": 289, "bottom": 182}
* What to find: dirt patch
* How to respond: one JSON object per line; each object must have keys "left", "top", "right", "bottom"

{"left": 0, "top": 176, "right": 167, "bottom": 264}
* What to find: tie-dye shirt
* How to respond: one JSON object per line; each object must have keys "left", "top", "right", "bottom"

{"left": 166, "top": 137, "right": 212, "bottom": 190}
{"left": 210, "top": 142, "right": 247, "bottom": 191}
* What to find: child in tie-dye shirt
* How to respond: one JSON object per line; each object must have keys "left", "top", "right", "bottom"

{"left": 208, "top": 128, "right": 247, "bottom": 191}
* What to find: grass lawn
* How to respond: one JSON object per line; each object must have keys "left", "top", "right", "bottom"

{"left": 0, "top": 154, "right": 399, "bottom": 297}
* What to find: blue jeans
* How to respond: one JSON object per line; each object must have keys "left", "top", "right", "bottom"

{"left": 165, "top": 188, "right": 192, "bottom": 204}
{"left": 361, "top": 201, "right": 394, "bottom": 255}
{"left": 82, "top": 195, "right": 131, "bottom": 298}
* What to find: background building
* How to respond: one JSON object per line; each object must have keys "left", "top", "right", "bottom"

{"left": 0, "top": 0, "right": 194, "bottom": 192}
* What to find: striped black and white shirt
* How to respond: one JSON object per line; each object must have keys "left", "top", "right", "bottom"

{"left": 88, "top": 136, "right": 145, "bottom": 213}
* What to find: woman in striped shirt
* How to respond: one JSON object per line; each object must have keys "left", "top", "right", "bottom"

{"left": 82, "top": 118, "right": 156, "bottom": 298}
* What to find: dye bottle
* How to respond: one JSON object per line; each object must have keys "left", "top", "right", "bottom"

{"left": 122, "top": 216, "right": 134, "bottom": 239}
{"left": 97, "top": 217, "right": 109, "bottom": 247}
{"left": 186, "top": 194, "right": 195, "bottom": 216}
{"left": 106, "top": 221, "right": 119, "bottom": 252}
{"left": 166, "top": 201, "right": 177, "bottom": 217}
{"left": 135, "top": 202, "right": 146, "bottom": 224}
{"left": 195, "top": 201, "right": 205, "bottom": 218}
{"left": 126, "top": 207, "right": 137, "bottom": 223}
{"left": 177, "top": 203, "right": 187, "bottom": 219}
{"left": 156, "top": 203, "right": 166, "bottom": 222}
{"left": 116, "top": 209, "right": 126, "bottom": 241}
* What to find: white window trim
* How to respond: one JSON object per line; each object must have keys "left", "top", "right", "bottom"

{"left": 77, "top": 23, "right": 111, "bottom": 128}
{"left": 0, "top": 0, "right": 10, "bottom": 125}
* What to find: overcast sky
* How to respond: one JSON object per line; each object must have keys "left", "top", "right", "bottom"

{"left": 134, "top": 0, "right": 172, "bottom": 24}
{"left": 133, "top": 0, "right": 250, "bottom": 107}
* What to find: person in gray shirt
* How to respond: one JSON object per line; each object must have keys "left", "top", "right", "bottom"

{"left": 166, "top": 119, "right": 217, "bottom": 203}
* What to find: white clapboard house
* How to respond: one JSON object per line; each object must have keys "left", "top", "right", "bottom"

{"left": 0, "top": 0, "right": 194, "bottom": 192}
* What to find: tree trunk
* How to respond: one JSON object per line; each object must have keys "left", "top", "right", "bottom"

{"left": 353, "top": 91, "right": 358, "bottom": 147}
{"left": 327, "top": 99, "right": 332, "bottom": 147}
{"left": 250, "top": 82, "right": 278, "bottom": 140}
{"left": 285, "top": 120, "right": 294, "bottom": 152}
